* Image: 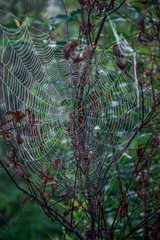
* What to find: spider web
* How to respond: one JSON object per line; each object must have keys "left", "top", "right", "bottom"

{"left": 0, "top": 12, "right": 152, "bottom": 212}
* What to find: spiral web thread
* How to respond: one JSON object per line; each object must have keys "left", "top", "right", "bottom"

{"left": 0, "top": 13, "right": 152, "bottom": 214}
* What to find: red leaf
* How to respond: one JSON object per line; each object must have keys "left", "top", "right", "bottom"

{"left": 3, "top": 132, "right": 14, "bottom": 141}
{"left": 116, "top": 59, "right": 127, "bottom": 71}
{"left": 83, "top": 45, "right": 92, "bottom": 59}
{"left": 34, "top": 127, "right": 38, "bottom": 137}
{"left": 138, "top": 191, "right": 143, "bottom": 199}
{"left": 134, "top": 182, "right": 139, "bottom": 191}
{"left": 138, "top": 144, "right": 144, "bottom": 149}
{"left": 40, "top": 140, "right": 45, "bottom": 152}
{"left": 63, "top": 41, "right": 79, "bottom": 60}
{"left": 41, "top": 167, "right": 53, "bottom": 182}
{"left": 41, "top": 179, "right": 47, "bottom": 192}
{"left": 5, "top": 111, "right": 17, "bottom": 116}
{"left": 44, "top": 192, "right": 52, "bottom": 199}
{"left": 15, "top": 111, "right": 25, "bottom": 123}
{"left": 73, "top": 55, "right": 83, "bottom": 63}
{"left": 5, "top": 111, "right": 25, "bottom": 123}
{"left": 48, "top": 176, "right": 54, "bottom": 181}
{"left": 151, "top": 97, "right": 159, "bottom": 111}
{"left": 16, "top": 162, "right": 25, "bottom": 178}
{"left": 91, "top": 151, "right": 96, "bottom": 160}
{"left": 25, "top": 109, "right": 31, "bottom": 114}
{"left": 156, "top": 74, "right": 160, "bottom": 81}
{"left": 55, "top": 157, "right": 61, "bottom": 171}
{"left": 51, "top": 183, "right": 54, "bottom": 191}
{"left": 16, "top": 162, "right": 24, "bottom": 169}
{"left": 17, "top": 131, "right": 24, "bottom": 144}
{"left": 83, "top": 159, "right": 90, "bottom": 166}
{"left": 29, "top": 113, "right": 35, "bottom": 124}
{"left": 41, "top": 167, "right": 47, "bottom": 180}
{"left": 66, "top": 123, "right": 72, "bottom": 132}
{"left": 103, "top": 94, "right": 112, "bottom": 98}
{"left": 82, "top": 74, "right": 89, "bottom": 86}
{"left": 21, "top": 195, "right": 29, "bottom": 209}
{"left": 40, "top": 126, "right": 43, "bottom": 135}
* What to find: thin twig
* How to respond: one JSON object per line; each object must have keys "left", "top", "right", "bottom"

{"left": 60, "top": 0, "right": 70, "bottom": 42}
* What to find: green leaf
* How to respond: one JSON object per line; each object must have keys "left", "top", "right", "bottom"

{"left": 1, "top": 23, "right": 18, "bottom": 29}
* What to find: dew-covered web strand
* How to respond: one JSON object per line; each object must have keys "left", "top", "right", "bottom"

{"left": 1, "top": 23, "right": 72, "bottom": 185}
{"left": 0, "top": 13, "right": 152, "bottom": 208}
